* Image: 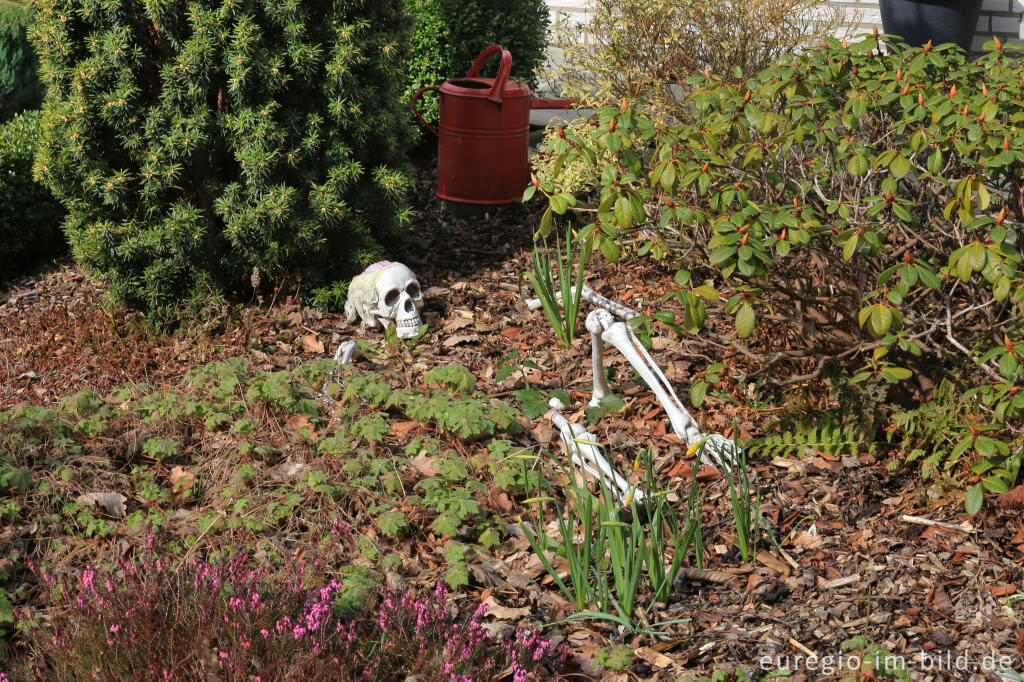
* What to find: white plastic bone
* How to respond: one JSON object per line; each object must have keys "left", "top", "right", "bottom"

{"left": 586, "top": 309, "right": 615, "bottom": 407}
{"left": 524, "top": 283, "right": 638, "bottom": 320}
{"left": 316, "top": 340, "right": 360, "bottom": 405}
{"left": 585, "top": 309, "right": 739, "bottom": 472}
{"left": 333, "top": 340, "right": 359, "bottom": 366}
{"left": 549, "top": 398, "right": 644, "bottom": 505}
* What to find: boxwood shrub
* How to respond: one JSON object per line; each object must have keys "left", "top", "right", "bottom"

{"left": 0, "top": 0, "right": 44, "bottom": 122}
{"left": 0, "top": 110, "right": 65, "bottom": 281}
{"left": 404, "top": 0, "right": 549, "bottom": 127}
{"left": 30, "top": 0, "right": 414, "bottom": 323}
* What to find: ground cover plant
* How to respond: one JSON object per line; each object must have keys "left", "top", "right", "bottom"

{"left": 29, "top": 0, "right": 414, "bottom": 324}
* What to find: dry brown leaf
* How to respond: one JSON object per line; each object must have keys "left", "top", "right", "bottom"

{"left": 755, "top": 552, "right": 790, "bottom": 576}
{"left": 442, "top": 334, "right": 477, "bottom": 348}
{"left": 169, "top": 466, "right": 194, "bottom": 493}
{"left": 930, "top": 582, "right": 954, "bottom": 614}
{"left": 481, "top": 621, "right": 515, "bottom": 641}
{"left": 390, "top": 420, "right": 420, "bottom": 438}
{"left": 285, "top": 414, "right": 313, "bottom": 434}
{"left": 482, "top": 595, "right": 531, "bottom": 621}
{"left": 442, "top": 317, "right": 474, "bottom": 333}
{"left": 997, "top": 484, "right": 1024, "bottom": 509}
{"left": 531, "top": 424, "right": 557, "bottom": 447}
{"left": 411, "top": 453, "right": 439, "bottom": 478}
{"left": 522, "top": 549, "right": 567, "bottom": 579}
{"left": 76, "top": 491, "right": 127, "bottom": 518}
{"left": 792, "top": 530, "right": 823, "bottom": 551}
{"left": 301, "top": 334, "right": 325, "bottom": 354}
{"left": 487, "top": 487, "right": 515, "bottom": 515}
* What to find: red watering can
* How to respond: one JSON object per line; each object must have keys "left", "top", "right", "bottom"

{"left": 412, "top": 45, "right": 573, "bottom": 206}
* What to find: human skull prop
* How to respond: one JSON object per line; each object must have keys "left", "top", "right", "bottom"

{"left": 344, "top": 261, "right": 424, "bottom": 338}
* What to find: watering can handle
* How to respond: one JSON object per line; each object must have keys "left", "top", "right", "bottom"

{"left": 466, "top": 44, "right": 512, "bottom": 104}
{"left": 411, "top": 85, "right": 440, "bottom": 136}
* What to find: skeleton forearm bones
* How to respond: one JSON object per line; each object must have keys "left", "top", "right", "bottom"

{"left": 524, "top": 283, "right": 639, "bottom": 321}
{"left": 548, "top": 398, "right": 644, "bottom": 505}
{"left": 586, "top": 309, "right": 739, "bottom": 472}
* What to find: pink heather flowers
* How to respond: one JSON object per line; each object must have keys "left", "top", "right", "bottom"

{"left": 18, "top": 531, "right": 568, "bottom": 681}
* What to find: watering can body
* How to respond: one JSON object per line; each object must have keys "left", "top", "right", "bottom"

{"left": 413, "top": 45, "right": 531, "bottom": 205}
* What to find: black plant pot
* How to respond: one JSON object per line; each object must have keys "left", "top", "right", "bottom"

{"left": 879, "top": 0, "right": 984, "bottom": 52}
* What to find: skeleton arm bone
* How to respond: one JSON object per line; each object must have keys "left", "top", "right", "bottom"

{"left": 587, "top": 310, "right": 702, "bottom": 444}
{"left": 549, "top": 399, "right": 644, "bottom": 504}
{"left": 586, "top": 310, "right": 614, "bottom": 407}
{"left": 585, "top": 310, "right": 739, "bottom": 472}
{"left": 524, "top": 283, "right": 639, "bottom": 320}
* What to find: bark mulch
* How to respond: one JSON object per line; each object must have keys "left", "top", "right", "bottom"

{"left": 1, "top": 166, "right": 1022, "bottom": 680}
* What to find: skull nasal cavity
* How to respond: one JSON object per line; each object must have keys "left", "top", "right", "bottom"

{"left": 384, "top": 289, "right": 399, "bottom": 306}
{"left": 403, "top": 299, "right": 413, "bottom": 312}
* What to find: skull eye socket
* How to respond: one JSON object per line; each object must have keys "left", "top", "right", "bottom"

{"left": 406, "top": 282, "right": 420, "bottom": 298}
{"left": 383, "top": 288, "right": 400, "bottom": 307}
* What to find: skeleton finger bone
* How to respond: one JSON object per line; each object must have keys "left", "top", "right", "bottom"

{"left": 316, "top": 340, "right": 360, "bottom": 406}
{"left": 333, "top": 340, "right": 359, "bottom": 366}
{"left": 549, "top": 398, "right": 643, "bottom": 505}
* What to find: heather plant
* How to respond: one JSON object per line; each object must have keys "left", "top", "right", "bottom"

{"left": 17, "top": 541, "right": 568, "bottom": 680}
{"left": 403, "top": 0, "right": 549, "bottom": 127}
{"left": 0, "top": 0, "right": 43, "bottom": 121}
{"left": 29, "top": 0, "right": 413, "bottom": 324}
{"left": 0, "top": 110, "right": 65, "bottom": 281}
{"left": 24, "top": 542, "right": 374, "bottom": 680}
{"left": 534, "top": 36, "right": 1024, "bottom": 510}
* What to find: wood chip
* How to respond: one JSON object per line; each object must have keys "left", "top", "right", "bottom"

{"left": 635, "top": 646, "right": 673, "bottom": 668}
{"left": 819, "top": 574, "right": 860, "bottom": 590}
{"left": 902, "top": 514, "right": 974, "bottom": 533}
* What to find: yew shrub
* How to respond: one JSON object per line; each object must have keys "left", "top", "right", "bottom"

{"left": 29, "top": 0, "right": 414, "bottom": 323}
